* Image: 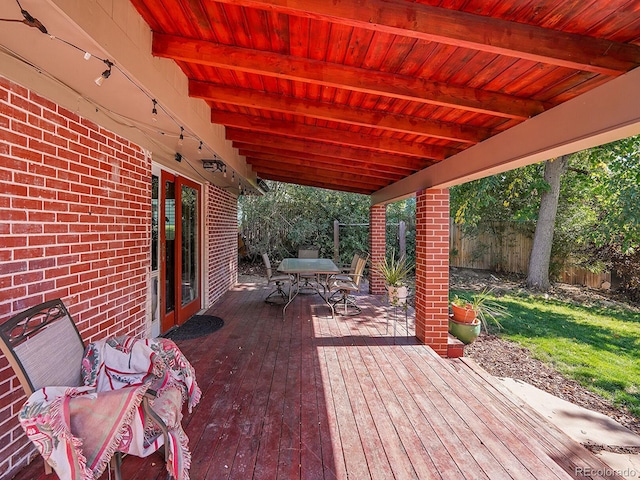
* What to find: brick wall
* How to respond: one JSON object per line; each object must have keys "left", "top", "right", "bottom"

{"left": 0, "top": 76, "right": 151, "bottom": 477}
{"left": 205, "top": 184, "right": 237, "bottom": 305}
{"left": 415, "top": 189, "right": 450, "bottom": 356}
{"left": 369, "top": 204, "right": 386, "bottom": 294}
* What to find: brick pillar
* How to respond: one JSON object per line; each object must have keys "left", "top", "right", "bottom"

{"left": 415, "top": 189, "right": 450, "bottom": 356}
{"left": 369, "top": 203, "right": 386, "bottom": 295}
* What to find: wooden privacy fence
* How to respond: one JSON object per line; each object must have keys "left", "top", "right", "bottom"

{"left": 449, "top": 219, "right": 610, "bottom": 289}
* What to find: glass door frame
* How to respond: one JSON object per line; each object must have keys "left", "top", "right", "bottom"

{"left": 159, "top": 170, "right": 202, "bottom": 333}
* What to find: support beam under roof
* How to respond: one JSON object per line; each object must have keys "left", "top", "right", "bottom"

{"left": 372, "top": 65, "right": 640, "bottom": 205}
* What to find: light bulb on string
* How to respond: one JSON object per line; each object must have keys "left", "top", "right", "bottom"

{"left": 198, "top": 141, "right": 203, "bottom": 156}
{"left": 151, "top": 99, "right": 158, "bottom": 122}
{"left": 94, "top": 59, "right": 113, "bottom": 86}
{"left": 178, "top": 126, "right": 184, "bottom": 146}
{"left": 83, "top": 52, "right": 91, "bottom": 60}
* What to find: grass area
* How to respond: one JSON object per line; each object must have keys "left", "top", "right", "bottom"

{"left": 451, "top": 289, "right": 640, "bottom": 416}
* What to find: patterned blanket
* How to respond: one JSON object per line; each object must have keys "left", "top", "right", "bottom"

{"left": 19, "top": 337, "right": 201, "bottom": 480}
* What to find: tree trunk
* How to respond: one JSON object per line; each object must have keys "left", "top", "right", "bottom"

{"left": 526, "top": 155, "right": 570, "bottom": 290}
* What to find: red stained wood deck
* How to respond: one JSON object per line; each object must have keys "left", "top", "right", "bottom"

{"left": 14, "top": 280, "right": 619, "bottom": 479}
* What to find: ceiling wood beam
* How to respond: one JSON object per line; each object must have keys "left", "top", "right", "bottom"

{"left": 247, "top": 158, "right": 389, "bottom": 189}
{"left": 191, "top": 80, "right": 490, "bottom": 144}
{"left": 214, "top": 111, "right": 459, "bottom": 159}
{"left": 235, "top": 143, "right": 414, "bottom": 176}
{"left": 250, "top": 165, "right": 376, "bottom": 194}
{"left": 153, "top": 32, "right": 546, "bottom": 119}
{"left": 227, "top": 135, "right": 428, "bottom": 174}
{"left": 212, "top": 0, "right": 640, "bottom": 76}
{"left": 227, "top": 130, "right": 432, "bottom": 170}
{"left": 243, "top": 151, "right": 406, "bottom": 181}
{"left": 373, "top": 62, "right": 640, "bottom": 205}
{"left": 254, "top": 172, "right": 372, "bottom": 195}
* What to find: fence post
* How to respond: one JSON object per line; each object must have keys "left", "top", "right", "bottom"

{"left": 334, "top": 219, "right": 340, "bottom": 264}
{"left": 399, "top": 220, "right": 406, "bottom": 260}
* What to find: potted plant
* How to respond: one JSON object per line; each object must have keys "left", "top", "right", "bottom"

{"left": 374, "top": 253, "right": 412, "bottom": 306}
{"left": 449, "top": 288, "right": 509, "bottom": 344}
{"left": 450, "top": 295, "right": 476, "bottom": 323}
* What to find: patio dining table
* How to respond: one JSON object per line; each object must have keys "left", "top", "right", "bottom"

{"left": 277, "top": 258, "right": 340, "bottom": 317}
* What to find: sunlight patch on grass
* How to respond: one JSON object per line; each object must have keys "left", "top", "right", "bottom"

{"left": 501, "top": 296, "right": 640, "bottom": 415}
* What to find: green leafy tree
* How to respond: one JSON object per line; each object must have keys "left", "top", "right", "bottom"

{"left": 451, "top": 135, "right": 640, "bottom": 297}
{"left": 239, "top": 182, "right": 370, "bottom": 262}
{"left": 527, "top": 155, "right": 570, "bottom": 290}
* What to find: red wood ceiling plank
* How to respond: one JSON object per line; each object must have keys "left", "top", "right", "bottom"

{"left": 213, "top": 111, "right": 459, "bottom": 159}
{"left": 228, "top": 133, "right": 431, "bottom": 170}
{"left": 211, "top": 0, "right": 640, "bottom": 75}
{"left": 190, "top": 80, "right": 492, "bottom": 144}
{"left": 153, "top": 33, "right": 547, "bottom": 119}
{"left": 250, "top": 166, "right": 379, "bottom": 194}
{"left": 242, "top": 151, "right": 406, "bottom": 181}
{"left": 234, "top": 143, "right": 416, "bottom": 176}
{"left": 247, "top": 158, "right": 390, "bottom": 189}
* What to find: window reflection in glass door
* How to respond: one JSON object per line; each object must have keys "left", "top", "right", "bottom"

{"left": 181, "top": 184, "right": 198, "bottom": 306}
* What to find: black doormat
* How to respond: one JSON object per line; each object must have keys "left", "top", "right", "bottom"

{"left": 164, "top": 315, "right": 224, "bottom": 340}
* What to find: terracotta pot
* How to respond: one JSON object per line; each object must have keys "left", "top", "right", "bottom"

{"left": 448, "top": 316, "right": 481, "bottom": 344}
{"left": 450, "top": 302, "right": 477, "bottom": 323}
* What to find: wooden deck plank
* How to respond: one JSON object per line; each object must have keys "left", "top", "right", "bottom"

{"left": 209, "top": 308, "right": 280, "bottom": 478}
{"left": 336, "top": 304, "right": 487, "bottom": 480}
{"left": 331, "top": 293, "right": 564, "bottom": 479}
{"left": 453, "top": 357, "right": 621, "bottom": 480}
{"left": 319, "top": 327, "right": 372, "bottom": 478}
{"left": 321, "top": 314, "right": 402, "bottom": 480}
{"left": 11, "top": 281, "right": 624, "bottom": 480}
{"left": 247, "top": 309, "right": 292, "bottom": 479}
{"left": 340, "top": 317, "right": 485, "bottom": 479}
{"left": 406, "top": 346, "right": 555, "bottom": 479}
{"left": 299, "top": 306, "right": 328, "bottom": 480}
{"left": 190, "top": 289, "right": 277, "bottom": 478}
{"left": 435, "top": 358, "right": 571, "bottom": 478}
{"left": 277, "top": 298, "right": 304, "bottom": 479}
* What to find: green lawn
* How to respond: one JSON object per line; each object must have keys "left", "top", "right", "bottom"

{"left": 451, "top": 289, "right": 640, "bottom": 416}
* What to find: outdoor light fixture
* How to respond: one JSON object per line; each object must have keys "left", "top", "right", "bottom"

{"left": 202, "top": 159, "right": 227, "bottom": 176}
{"left": 94, "top": 59, "right": 113, "bottom": 86}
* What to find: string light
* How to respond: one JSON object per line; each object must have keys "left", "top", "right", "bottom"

{"left": 94, "top": 59, "right": 113, "bottom": 86}
{"left": 178, "top": 126, "right": 184, "bottom": 146}
{"left": 4, "top": 3, "right": 248, "bottom": 189}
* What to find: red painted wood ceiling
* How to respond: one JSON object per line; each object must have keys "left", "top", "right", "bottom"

{"left": 131, "top": 0, "right": 640, "bottom": 195}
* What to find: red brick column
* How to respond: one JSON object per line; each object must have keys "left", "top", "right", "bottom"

{"left": 369, "top": 203, "right": 386, "bottom": 295}
{"left": 415, "top": 189, "right": 450, "bottom": 356}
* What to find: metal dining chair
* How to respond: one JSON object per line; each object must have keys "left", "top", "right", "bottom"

{"left": 262, "top": 253, "right": 293, "bottom": 304}
{"left": 298, "top": 246, "right": 320, "bottom": 293}
{"left": 328, "top": 255, "right": 368, "bottom": 315}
